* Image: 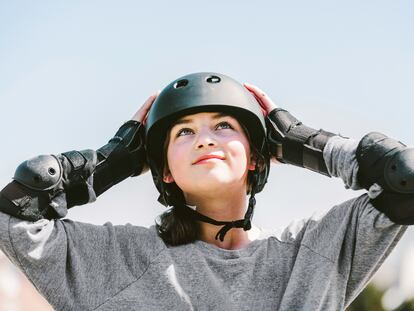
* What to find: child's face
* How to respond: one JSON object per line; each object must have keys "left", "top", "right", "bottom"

{"left": 163, "top": 111, "right": 256, "bottom": 198}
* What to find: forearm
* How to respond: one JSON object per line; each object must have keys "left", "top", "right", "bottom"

{"left": 322, "top": 135, "right": 362, "bottom": 190}
{"left": 93, "top": 120, "right": 148, "bottom": 196}
{"left": 265, "top": 107, "right": 383, "bottom": 194}
{"left": 323, "top": 130, "right": 414, "bottom": 225}
{"left": 0, "top": 120, "right": 146, "bottom": 221}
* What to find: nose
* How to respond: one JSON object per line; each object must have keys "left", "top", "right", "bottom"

{"left": 195, "top": 128, "right": 217, "bottom": 149}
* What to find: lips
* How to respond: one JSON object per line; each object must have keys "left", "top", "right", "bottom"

{"left": 193, "top": 154, "right": 225, "bottom": 165}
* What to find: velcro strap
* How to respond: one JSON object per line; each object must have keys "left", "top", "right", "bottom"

{"left": 1, "top": 181, "right": 31, "bottom": 207}
{"left": 310, "top": 129, "right": 335, "bottom": 150}
{"left": 283, "top": 124, "right": 319, "bottom": 167}
{"left": 62, "top": 151, "right": 86, "bottom": 171}
{"left": 302, "top": 144, "right": 330, "bottom": 175}
{"left": 305, "top": 129, "right": 336, "bottom": 175}
{"left": 269, "top": 108, "right": 300, "bottom": 133}
{"left": 59, "top": 150, "right": 97, "bottom": 208}
{"left": 0, "top": 181, "right": 47, "bottom": 221}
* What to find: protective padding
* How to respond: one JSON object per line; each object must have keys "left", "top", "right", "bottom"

{"left": 0, "top": 149, "right": 98, "bottom": 221}
{"left": 266, "top": 108, "right": 335, "bottom": 176}
{"left": 372, "top": 191, "right": 414, "bottom": 225}
{"left": 356, "top": 132, "right": 414, "bottom": 193}
{"left": 94, "top": 120, "right": 148, "bottom": 197}
{"left": 14, "top": 155, "right": 63, "bottom": 191}
{"left": 144, "top": 72, "right": 270, "bottom": 207}
{"left": 357, "top": 132, "right": 414, "bottom": 224}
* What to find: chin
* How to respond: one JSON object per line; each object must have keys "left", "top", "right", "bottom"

{"left": 183, "top": 179, "right": 240, "bottom": 195}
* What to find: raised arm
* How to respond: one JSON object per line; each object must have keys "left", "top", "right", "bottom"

{"left": 0, "top": 94, "right": 165, "bottom": 310}
{"left": 245, "top": 83, "right": 414, "bottom": 226}
{"left": 245, "top": 84, "right": 411, "bottom": 307}
{"left": 0, "top": 93, "right": 157, "bottom": 221}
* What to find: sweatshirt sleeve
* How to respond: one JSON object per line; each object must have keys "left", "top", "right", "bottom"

{"left": 323, "top": 135, "right": 362, "bottom": 190}
{"left": 298, "top": 135, "right": 408, "bottom": 306}
{"left": 0, "top": 211, "right": 165, "bottom": 310}
{"left": 299, "top": 194, "right": 407, "bottom": 307}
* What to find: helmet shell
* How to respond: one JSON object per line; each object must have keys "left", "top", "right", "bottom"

{"left": 145, "top": 72, "right": 269, "bottom": 206}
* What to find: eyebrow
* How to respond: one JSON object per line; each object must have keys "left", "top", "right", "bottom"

{"left": 171, "top": 112, "right": 230, "bottom": 128}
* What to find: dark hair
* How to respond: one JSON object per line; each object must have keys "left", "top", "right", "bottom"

{"left": 155, "top": 115, "right": 267, "bottom": 246}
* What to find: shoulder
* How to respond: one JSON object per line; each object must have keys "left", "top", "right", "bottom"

{"left": 253, "top": 194, "right": 373, "bottom": 245}
{"left": 62, "top": 220, "right": 166, "bottom": 251}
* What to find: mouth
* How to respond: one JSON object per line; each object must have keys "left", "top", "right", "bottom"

{"left": 194, "top": 158, "right": 224, "bottom": 165}
{"left": 193, "top": 155, "right": 225, "bottom": 165}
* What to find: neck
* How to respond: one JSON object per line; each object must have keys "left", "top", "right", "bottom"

{"left": 185, "top": 186, "right": 257, "bottom": 250}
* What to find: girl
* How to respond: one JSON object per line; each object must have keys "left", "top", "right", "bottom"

{"left": 0, "top": 72, "right": 410, "bottom": 310}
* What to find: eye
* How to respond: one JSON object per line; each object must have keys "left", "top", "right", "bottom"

{"left": 176, "top": 127, "right": 194, "bottom": 137}
{"left": 175, "top": 121, "right": 234, "bottom": 137}
{"left": 216, "top": 121, "right": 234, "bottom": 130}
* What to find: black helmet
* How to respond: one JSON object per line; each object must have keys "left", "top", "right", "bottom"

{"left": 145, "top": 72, "right": 270, "bottom": 241}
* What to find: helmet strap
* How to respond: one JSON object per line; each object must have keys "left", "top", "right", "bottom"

{"left": 178, "top": 168, "right": 259, "bottom": 242}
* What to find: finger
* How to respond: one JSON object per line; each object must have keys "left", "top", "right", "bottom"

{"left": 244, "top": 82, "right": 277, "bottom": 113}
{"left": 244, "top": 83, "right": 265, "bottom": 104}
{"left": 243, "top": 82, "right": 262, "bottom": 94}
{"left": 244, "top": 85, "right": 268, "bottom": 113}
{"left": 244, "top": 82, "right": 268, "bottom": 100}
{"left": 141, "top": 90, "right": 161, "bottom": 124}
{"left": 144, "top": 93, "right": 157, "bottom": 107}
{"left": 142, "top": 92, "right": 159, "bottom": 114}
{"left": 252, "top": 92, "right": 267, "bottom": 111}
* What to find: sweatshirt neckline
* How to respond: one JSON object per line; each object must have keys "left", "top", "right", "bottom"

{"left": 193, "top": 238, "right": 263, "bottom": 258}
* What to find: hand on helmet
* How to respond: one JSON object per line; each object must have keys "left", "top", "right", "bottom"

{"left": 243, "top": 83, "right": 278, "bottom": 117}
{"left": 131, "top": 91, "right": 160, "bottom": 125}
{"left": 244, "top": 83, "right": 281, "bottom": 164}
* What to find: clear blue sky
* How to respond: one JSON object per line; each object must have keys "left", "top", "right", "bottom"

{"left": 1, "top": 0, "right": 413, "bottom": 292}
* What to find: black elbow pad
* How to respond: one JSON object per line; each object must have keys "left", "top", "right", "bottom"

{"left": 356, "top": 132, "right": 414, "bottom": 224}
{"left": 0, "top": 149, "right": 97, "bottom": 221}
{"left": 356, "top": 132, "right": 414, "bottom": 193}
{"left": 371, "top": 191, "right": 414, "bottom": 225}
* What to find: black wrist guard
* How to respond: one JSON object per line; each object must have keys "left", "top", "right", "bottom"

{"left": 93, "top": 120, "right": 148, "bottom": 196}
{"left": 266, "top": 108, "right": 335, "bottom": 176}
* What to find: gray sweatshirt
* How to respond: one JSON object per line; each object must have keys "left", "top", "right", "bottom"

{"left": 0, "top": 136, "right": 407, "bottom": 311}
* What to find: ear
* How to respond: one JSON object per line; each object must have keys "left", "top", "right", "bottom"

{"left": 248, "top": 157, "right": 257, "bottom": 171}
{"left": 163, "top": 168, "right": 175, "bottom": 183}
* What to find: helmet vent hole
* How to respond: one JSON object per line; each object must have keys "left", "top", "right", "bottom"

{"left": 206, "top": 76, "right": 221, "bottom": 83}
{"left": 174, "top": 79, "right": 188, "bottom": 89}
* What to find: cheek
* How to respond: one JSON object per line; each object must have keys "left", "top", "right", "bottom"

{"left": 227, "top": 140, "right": 250, "bottom": 168}
{"left": 166, "top": 142, "right": 187, "bottom": 176}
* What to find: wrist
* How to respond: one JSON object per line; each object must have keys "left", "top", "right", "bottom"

{"left": 93, "top": 120, "right": 148, "bottom": 196}
{"left": 266, "top": 108, "right": 334, "bottom": 176}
